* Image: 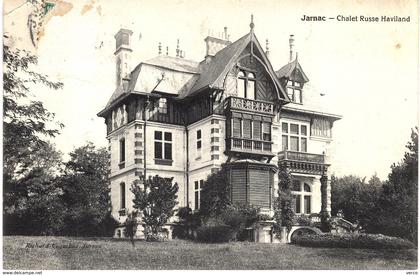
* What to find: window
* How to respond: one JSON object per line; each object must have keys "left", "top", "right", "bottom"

{"left": 119, "top": 138, "right": 125, "bottom": 163}
{"left": 237, "top": 70, "right": 256, "bottom": 99}
{"left": 196, "top": 130, "right": 202, "bottom": 150}
{"left": 158, "top": 98, "right": 167, "bottom": 114}
{"left": 262, "top": 122, "right": 271, "bottom": 141}
{"left": 311, "top": 118, "right": 332, "bottom": 138}
{"left": 286, "top": 80, "right": 303, "bottom": 104}
{"left": 281, "top": 122, "right": 308, "bottom": 152}
{"left": 253, "top": 120, "right": 261, "bottom": 140}
{"left": 194, "top": 180, "right": 203, "bottom": 210}
{"left": 243, "top": 119, "right": 252, "bottom": 139}
{"left": 154, "top": 131, "right": 172, "bottom": 160}
{"left": 292, "top": 180, "right": 312, "bottom": 214}
{"left": 120, "top": 182, "right": 126, "bottom": 209}
{"left": 233, "top": 118, "right": 241, "bottom": 137}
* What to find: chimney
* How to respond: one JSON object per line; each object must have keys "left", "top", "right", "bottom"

{"left": 204, "top": 27, "right": 231, "bottom": 62}
{"left": 289, "top": 34, "right": 295, "bottom": 62}
{"left": 114, "top": 28, "right": 133, "bottom": 88}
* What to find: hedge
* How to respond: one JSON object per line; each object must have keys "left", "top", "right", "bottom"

{"left": 196, "top": 225, "right": 237, "bottom": 243}
{"left": 292, "top": 233, "right": 415, "bottom": 249}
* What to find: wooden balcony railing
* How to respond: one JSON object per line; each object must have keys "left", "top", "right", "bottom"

{"left": 227, "top": 96, "right": 274, "bottom": 116}
{"left": 228, "top": 137, "right": 273, "bottom": 155}
{"left": 278, "top": 150, "right": 328, "bottom": 175}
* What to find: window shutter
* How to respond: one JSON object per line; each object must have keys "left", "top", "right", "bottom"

{"left": 233, "top": 118, "right": 241, "bottom": 137}
{"left": 253, "top": 121, "right": 261, "bottom": 139}
{"left": 243, "top": 119, "right": 252, "bottom": 139}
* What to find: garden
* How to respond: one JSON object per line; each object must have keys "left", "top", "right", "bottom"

{"left": 3, "top": 236, "right": 417, "bottom": 270}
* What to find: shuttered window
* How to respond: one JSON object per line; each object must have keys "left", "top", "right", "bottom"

{"left": 231, "top": 169, "right": 247, "bottom": 204}
{"left": 249, "top": 169, "right": 270, "bottom": 208}
{"left": 253, "top": 121, "right": 261, "bottom": 140}
{"left": 233, "top": 118, "right": 241, "bottom": 137}
{"left": 243, "top": 119, "right": 252, "bottom": 139}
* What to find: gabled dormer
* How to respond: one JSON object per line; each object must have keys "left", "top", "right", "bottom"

{"left": 276, "top": 35, "right": 309, "bottom": 104}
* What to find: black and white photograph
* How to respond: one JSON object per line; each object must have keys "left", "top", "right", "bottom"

{"left": 2, "top": 0, "right": 418, "bottom": 272}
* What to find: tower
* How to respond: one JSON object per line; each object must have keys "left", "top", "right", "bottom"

{"left": 114, "top": 28, "right": 133, "bottom": 87}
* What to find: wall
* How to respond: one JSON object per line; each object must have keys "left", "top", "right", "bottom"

{"left": 187, "top": 114, "right": 227, "bottom": 209}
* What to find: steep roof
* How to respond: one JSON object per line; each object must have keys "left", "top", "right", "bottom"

{"left": 276, "top": 56, "right": 309, "bottom": 82}
{"left": 99, "top": 31, "right": 290, "bottom": 115}
{"left": 181, "top": 33, "right": 251, "bottom": 98}
{"left": 143, "top": 55, "right": 200, "bottom": 74}
{"left": 128, "top": 56, "right": 200, "bottom": 96}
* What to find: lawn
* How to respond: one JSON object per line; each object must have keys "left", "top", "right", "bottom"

{"left": 3, "top": 236, "right": 417, "bottom": 270}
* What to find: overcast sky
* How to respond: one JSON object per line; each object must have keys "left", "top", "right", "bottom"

{"left": 4, "top": 0, "right": 418, "bottom": 180}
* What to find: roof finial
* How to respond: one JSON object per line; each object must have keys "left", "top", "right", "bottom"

{"left": 158, "top": 42, "right": 162, "bottom": 55}
{"left": 250, "top": 14, "right": 255, "bottom": 31}
{"left": 176, "top": 39, "right": 180, "bottom": 57}
{"left": 265, "top": 39, "right": 270, "bottom": 61}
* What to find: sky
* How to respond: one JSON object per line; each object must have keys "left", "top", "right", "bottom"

{"left": 3, "top": 0, "right": 419, "bottom": 180}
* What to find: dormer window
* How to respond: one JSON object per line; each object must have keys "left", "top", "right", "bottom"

{"left": 286, "top": 80, "right": 302, "bottom": 104}
{"left": 158, "top": 98, "right": 167, "bottom": 114}
{"left": 237, "top": 70, "right": 256, "bottom": 100}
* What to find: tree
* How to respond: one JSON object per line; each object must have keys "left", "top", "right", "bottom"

{"left": 3, "top": 43, "right": 63, "bottom": 181}
{"left": 377, "top": 128, "right": 418, "bottom": 243}
{"left": 3, "top": 142, "right": 65, "bottom": 235}
{"left": 199, "top": 169, "right": 231, "bottom": 218}
{"left": 132, "top": 175, "right": 179, "bottom": 240}
{"left": 60, "top": 143, "right": 115, "bottom": 236}
{"left": 331, "top": 175, "right": 382, "bottom": 232}
{"left": 273, "top": 168, "right": 295, "bottom": 236}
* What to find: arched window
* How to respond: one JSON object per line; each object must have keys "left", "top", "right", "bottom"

{"left": 120, "top": 182, "right": 126, "bottom": 209}
{"left": 237, "top": 71, "right": 246, "bottom": 98}
{"left": 247, "top": 72, "right": 256, "bottom": 100}
{"left": 291, "top": 180, "right": 312, "bottom": 214}
{"left": 237, "top": 70, "right": 256, "bottom": 99}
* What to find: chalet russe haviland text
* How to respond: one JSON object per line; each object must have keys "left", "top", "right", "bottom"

{"left": 301, "top": 15, "right": 411, "bottom": 22}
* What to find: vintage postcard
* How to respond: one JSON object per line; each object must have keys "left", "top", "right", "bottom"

{"left": 2, "top": 0, "right": 418, "bottom": 273}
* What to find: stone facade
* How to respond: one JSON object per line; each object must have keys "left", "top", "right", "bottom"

{"left": 99, "top": 24, "right": 341, "bottom": 241}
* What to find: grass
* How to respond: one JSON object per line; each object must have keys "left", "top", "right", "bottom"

{"left": 3, "top": 236, "right": 418, "bottom": 270}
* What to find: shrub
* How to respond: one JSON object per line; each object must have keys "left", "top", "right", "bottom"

{"left": 199, "top": 169, "right": 231, "bottom": 217}
{"left": 293, "top": 215, "right": 313, "bottom": 226}
{"left": 196, "top": 225, "right": 236, "bottom": 243}
{"left": 292, "top": 233, "right": 415, "bottom": 249}
{"left": 173, "top": 207, "right": 201, "bottom": 239}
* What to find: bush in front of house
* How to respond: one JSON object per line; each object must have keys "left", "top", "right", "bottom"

{"left": 196, "top": 224, "right": 237, "bottom": 243}
{"left": 292, "top": 233, "right": 415, "bottom": 249}
{"left": 173, "top": 207, "right": 201, "bottom": 239}
{"left": 195, "top": 204, "right": 270, "bottom": 243}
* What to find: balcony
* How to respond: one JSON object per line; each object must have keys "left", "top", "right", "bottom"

{"left": 227, "top": 96, "right": 274, "bottom": 116}
{"left": 227, "top": 137, "right": 274, "bottom": 157}
{"left": 278, "top": 150, "right": 329, "bottom": 175}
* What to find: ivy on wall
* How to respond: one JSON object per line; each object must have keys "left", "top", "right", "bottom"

{"left": 273, "top": 167, "right": 295, "bottom": 237}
